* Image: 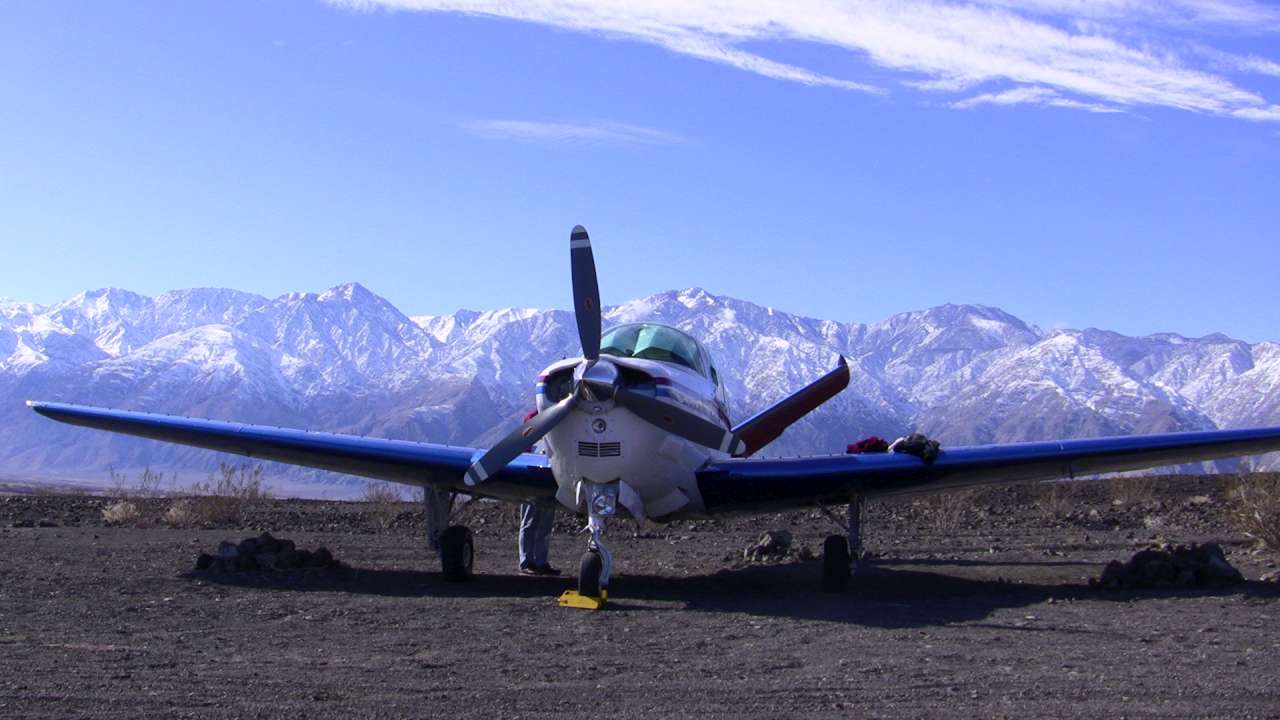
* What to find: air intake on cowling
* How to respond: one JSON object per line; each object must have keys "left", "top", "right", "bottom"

{"left": 578, "top": 441, "right": 621, "bottom": 458}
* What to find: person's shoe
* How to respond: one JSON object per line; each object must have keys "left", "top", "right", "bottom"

{"left": 538, "top": 563, "right": 561, "bottom": 576}
{"left": 519, "top": 562, "right": 539, "bottom": 576}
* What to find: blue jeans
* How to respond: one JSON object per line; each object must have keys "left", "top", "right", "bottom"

{"left": 519, "top": 502, "right": 555, "bottom": 567}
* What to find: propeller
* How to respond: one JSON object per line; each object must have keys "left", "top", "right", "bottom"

{"left": 464, "top": 225, "right": 747, "bottom": 487}
{"left": 465, "top": 395, "right": 576, "bottom": 486}
{"left": 465, "top": 225, "right": 598, "bottom": 486}
{"left": 570, "top": 225, "right": 601, "bottom": 362}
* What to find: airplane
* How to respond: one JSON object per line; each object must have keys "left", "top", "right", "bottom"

{"left": 27, "top": 225, "right": 1280, "bottom": 607}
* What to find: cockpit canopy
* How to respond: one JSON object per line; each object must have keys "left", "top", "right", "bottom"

{"left": 599, "top": 323, "right": 718, "bottom": 382}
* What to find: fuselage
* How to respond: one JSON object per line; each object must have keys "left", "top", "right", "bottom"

{"left": 536, "top": 323, "right": 730, "bottom": 520}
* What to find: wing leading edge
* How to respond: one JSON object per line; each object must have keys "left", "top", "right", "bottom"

{"left": 695, "top": 426, "right": 1280, "bottom": 515}
{"left": 27, "top": 401, "right": 557, "bottom": 504}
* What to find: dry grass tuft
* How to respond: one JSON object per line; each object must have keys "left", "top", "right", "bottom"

{"left": 108, "top": 466, "right": 173, "bottom": 499}
{"left": 186, "top": 463, "right": 269, "bottom": 526}
{"left": 1229, "top": 474, "right": 1280, "bottom": 553}
{"left": 1035, "top": 481, "right": 1074, "bottom": 520}
{"left": 926, "top": 490, "right": 970, "bottom": 532}
{"left": 102, "top": 500, "right": 141, "bottom": 526}
{"left": 162, "top": 498, "right": 196, "bottom": 527}
{"left": 1108, "top": 474, "right": 1158, "bottom": 506}
{"left": 363, "top": 482, "right": 405, "bottom": 530}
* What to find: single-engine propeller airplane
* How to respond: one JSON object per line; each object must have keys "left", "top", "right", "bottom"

{"left": 28, "top": 226, "right": 1280, "bottom": 605}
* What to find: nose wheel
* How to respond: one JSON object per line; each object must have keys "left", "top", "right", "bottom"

{"left": 578, "top": 550, "right": 604, "bottom": 597}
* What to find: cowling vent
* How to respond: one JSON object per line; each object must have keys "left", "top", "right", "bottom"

{"left": 578, "top": 441, "right": 621, "bottom": 458}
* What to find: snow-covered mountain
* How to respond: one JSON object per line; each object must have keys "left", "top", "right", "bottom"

{"left": 2, "top": 283, "right": 1277, "bottom": 492}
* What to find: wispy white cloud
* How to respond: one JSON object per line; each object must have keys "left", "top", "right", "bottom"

{"left": 974, "top": 0, "right": 1280, "bottom": 32}
{"left": 1193, "top": 44, "right": 1280, "bottom": 78}
{"left": 330, "top": 0, "right": 1280, "bottom": 123}
{"left": 466, "top": 119, "right": 685, "bottom": 145}
{"left": 1231, "top": 105, "right": 1280, "bottom": 122}
{"left": 952, "top": 86, "right": 1124, "bottom": 113}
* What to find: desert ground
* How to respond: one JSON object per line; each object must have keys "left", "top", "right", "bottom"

{"left": 2, "top": 475, "right": 1278, "bottom": 719}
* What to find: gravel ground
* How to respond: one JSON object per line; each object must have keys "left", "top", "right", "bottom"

{"left": 1, "top": 476, "right": 1279, "bottom": 719}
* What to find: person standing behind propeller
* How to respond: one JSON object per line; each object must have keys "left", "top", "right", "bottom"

{"left": 517, "top": 408, "right": 559, "bottom": 576}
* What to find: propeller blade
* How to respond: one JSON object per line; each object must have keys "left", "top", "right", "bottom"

{"left": 615, "top": 387, "right": 746, "bottom": 456}
{"left": 570, "top": 225, "right": 601, "bottom": 361}
{"left": 465, "top": 395, "right": 577, "bottom": 486}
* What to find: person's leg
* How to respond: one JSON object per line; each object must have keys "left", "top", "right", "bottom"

{"left": 423, "top": 486, "right": 453, "bottom": 555}
{"left": 533, "top": 503, "right": 556, "bottom": 571}
{"left": 518, "top": 502, "right": 538, "bottom": 570}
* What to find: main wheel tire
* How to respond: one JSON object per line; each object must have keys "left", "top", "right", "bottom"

{"left": 821, "top": 534, "right": 851, "bottom": 593}
{"left": 440, "top": 525, "right": 474, "bottom": 582}
{"left": 578, "top": 551, "right": 603, "bottom": 597}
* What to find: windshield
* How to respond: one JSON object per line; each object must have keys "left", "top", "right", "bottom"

{"left": 599, "top": 323, "right": 706, "bottom": 375}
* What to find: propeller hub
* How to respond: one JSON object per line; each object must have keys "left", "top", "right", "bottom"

{"left": 577, "top": 358, "right": 619, "bottom": 402}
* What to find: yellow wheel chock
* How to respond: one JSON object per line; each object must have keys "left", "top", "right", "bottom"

{"left": 558, "top": 589, "right": 608, "bottom": 610}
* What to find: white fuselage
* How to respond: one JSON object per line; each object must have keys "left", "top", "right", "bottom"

{"left": 536, "top": 356, "right": 730, "bottom": 520}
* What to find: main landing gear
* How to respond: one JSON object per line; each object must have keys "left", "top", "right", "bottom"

{"left": 440, "top": 525, "right": 474, "bottom": 582}
{"left": 821, "top": 494, "right": 865, "bottom": 593}
{"left": 424, "top": 486, "right": 474, "bottom": 582}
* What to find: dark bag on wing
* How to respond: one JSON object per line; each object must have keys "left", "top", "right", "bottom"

{"left": 890, "top": 432, "right": 941, "bottom": 464}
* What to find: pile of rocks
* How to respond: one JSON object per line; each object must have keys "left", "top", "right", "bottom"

{"left": 10, "top": 515, "right": 58, "bottom": 528}
{"left": 744, "top": 530, "right": 795, "bottom": 562}
{"left": 195, "top": 532, "right": 340, "bottom": 574}
{"left": 1092, "top": 543, "right": 1244, "bottom": 591}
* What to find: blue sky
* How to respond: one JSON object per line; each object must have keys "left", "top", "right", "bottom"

{"left": 1, "top": 1, "right": 1278, "bottom": 340}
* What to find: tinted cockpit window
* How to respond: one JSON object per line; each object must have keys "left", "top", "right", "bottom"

{"left": 600, "top": 323, "right": 707, "bottom": 375}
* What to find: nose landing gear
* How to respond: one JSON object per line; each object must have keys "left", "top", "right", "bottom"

{"left": 560, "top": 482, "right": 617, "bottom": 610}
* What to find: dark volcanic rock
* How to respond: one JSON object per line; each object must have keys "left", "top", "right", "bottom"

{"left": 1093, "top": 543, "right": 1244, "bottom": 591}
{"left": 744, "top": 530, "right": 793, "bottom": 562}
{"left": 311, "top": 547, "right": 334, "bottom": 567}
{"left": 195, "top": 535, "right": 340, "bottom": 573}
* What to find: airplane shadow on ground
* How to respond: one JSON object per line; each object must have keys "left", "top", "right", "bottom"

{"left": 186, "top": 560, "right": 1280, "bottom": 629}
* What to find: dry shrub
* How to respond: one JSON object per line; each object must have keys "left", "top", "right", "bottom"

{"left": 926, "top": 490, "right": 970, "bottom": 532}
{"left": 1035, "top": 481, "right": 1073, "bottom": 520}
{"left": 1108, "top": 474, "right": 1158, "bottom": 506}
{"left": 108, "top": 466, "right": 172, "bottom": 499}
{"left": 187, "top": 463, "right": 269, "bottom": 526}
{"left": 102, "top": 500, "right": 141, "bottom": 526}
{"left": 163, "top": 498, "right": 196, "bottom": 527}
{"left": 363, "top": 482, "right": 405, "bottom": 530}
{"left": 1229, "top": 474, "right": 1280, "bottom": 552}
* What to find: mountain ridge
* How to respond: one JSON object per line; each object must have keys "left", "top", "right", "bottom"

{"left": 2, "top": 282, "right": 1276, "bottom": 493}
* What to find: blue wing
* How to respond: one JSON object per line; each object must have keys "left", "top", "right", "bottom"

{"left": 26, "top": 401, "right": 556, "bottom": 504}
{"left": 695, "top": 426, "right": 1280, "bottom": 515}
